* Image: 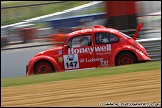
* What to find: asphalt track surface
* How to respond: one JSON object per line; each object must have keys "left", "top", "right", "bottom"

{"left": 1, "top": 69, "right": 161, "bottom": 107}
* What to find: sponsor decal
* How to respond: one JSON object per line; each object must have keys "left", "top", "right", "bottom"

{"left": 63, "top": 54, "right": 79, "bottom": 69}
{"left": 94, "top": 28, "right": 117, "bottom": 33}
{"left": 79, "top": 57, "right": 108, "bottom": 66}
{"left": 100, "top": 60, "right": 108, "bottom": 66}
{"left": 68, "top": 44, "right": 111, "bottom": 54}
{"left": 58, "top": 57, "right": 63, "bottom": 63}
{"left": 58, "top": 50, "right": 62, "bottom": 55}
{"left": 80, "top": 58, "right": 103, "bottom": 63}
{"left": 69, "top": 29, "right": 92, "bottom": 36}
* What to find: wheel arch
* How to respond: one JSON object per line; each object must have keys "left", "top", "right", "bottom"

{"left": 115, "top": 50, "right": 138, "bottom": 65}
{"left": 32, "top": 56, "right": 62, "bottom": 72}
{"left": 34, "top": 59, "right": 55, "bottom": 72}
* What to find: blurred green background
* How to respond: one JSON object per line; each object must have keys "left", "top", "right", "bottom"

{"left": 1, "top": 1, "right": 105, "bottom": 26}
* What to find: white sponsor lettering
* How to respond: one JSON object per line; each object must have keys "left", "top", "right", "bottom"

{"left": 68, "top": 44, "right": 111, "bottom": 54}
{"left": 79, "top": 57, "right": 109, "bottom": 66}
{"left": 80, "top": 58, "right": 104, "bottom": 63}
{"left": 93, "top": 28, "right": 117, "bottom": 33}
{"left": 86, "top": 58, "right": 96, "bottom": 62}
{"left": 100, "top": 60, "right": 108, "bottom": 66}
{"left": 69, "top": 29, "right": 92, "bottom": 36}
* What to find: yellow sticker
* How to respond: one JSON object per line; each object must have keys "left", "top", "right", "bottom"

{"left": 58, "top": 57, "right": 63, "bottom": 63}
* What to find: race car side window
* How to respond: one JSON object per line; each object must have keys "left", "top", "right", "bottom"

{"left": 67, "top": 34, "right": 92, "bottom": 48}
{"left": 95, "top": 32, "right": 118, "bottom": 44}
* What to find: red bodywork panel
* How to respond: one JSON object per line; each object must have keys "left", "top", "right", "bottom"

{"left": 26, "top": 23, "right": 151, "bottom": 75}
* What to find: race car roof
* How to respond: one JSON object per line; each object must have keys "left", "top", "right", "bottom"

{"left": 68, "top": 25, "right": 119, "bottom": 37}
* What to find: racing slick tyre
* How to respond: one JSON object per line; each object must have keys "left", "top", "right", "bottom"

{"left": 115, "top": 51, "right": 137, "bottom": 66}
{"left": 34, "top": 60, "right": 55, "bottom": 74}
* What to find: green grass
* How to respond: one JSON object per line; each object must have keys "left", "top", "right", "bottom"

{"left": 1, "top": 1, "right": 105, "bottom": 26}
{"left": 1, "top": 61, "right": 161, "bottom": 87}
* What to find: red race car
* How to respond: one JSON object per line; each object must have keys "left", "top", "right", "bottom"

{"left": 26, "top": 22, "right": 151, "bottom": 75}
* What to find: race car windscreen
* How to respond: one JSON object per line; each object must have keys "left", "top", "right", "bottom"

{"left": 119, "top": 32, "right": 132, "bottom": 39}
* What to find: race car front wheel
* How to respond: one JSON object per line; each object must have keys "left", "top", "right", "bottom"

{"left": 34, "top": 60, "right": 55, "bottom": 74}
{"left": 115, "top": 51, "right": 137, "bottom": 66}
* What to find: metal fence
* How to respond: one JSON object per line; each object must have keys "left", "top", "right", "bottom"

{"left": 137, "top": 38, "right": 161, "bottom": 61}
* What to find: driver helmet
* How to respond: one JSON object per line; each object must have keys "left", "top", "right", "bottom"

{"left": 79, "top": 37, "right": 89, "bottom": 46}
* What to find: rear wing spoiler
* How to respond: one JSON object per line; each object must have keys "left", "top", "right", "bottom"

{"left": 133, "top": 22, "right": 144, "bottom": 40}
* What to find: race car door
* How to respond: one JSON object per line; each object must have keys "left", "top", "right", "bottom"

{"left": 62, "top": 34, "right": 96, "bottom": 71}
{"left": 94, "top": 32, "right": 119, "bottom": 67}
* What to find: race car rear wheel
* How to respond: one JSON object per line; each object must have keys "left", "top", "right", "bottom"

{"left": 34, "top": 60, "right": 55, "bottom": 74}
{"left": 115, "top": 51, "right": 137, "bottom": 66}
